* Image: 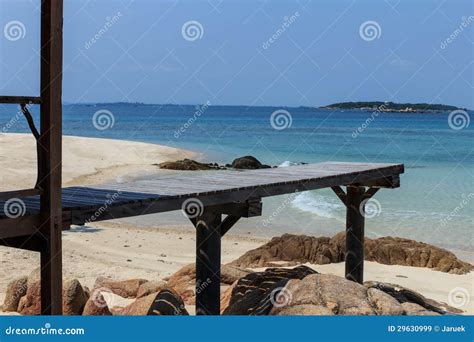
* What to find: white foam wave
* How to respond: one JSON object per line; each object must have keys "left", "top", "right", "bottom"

{"left": 291, "top": 192, "right": 344, "bottom": 220}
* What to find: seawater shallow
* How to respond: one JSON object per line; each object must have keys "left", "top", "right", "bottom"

{"left": 1, "top": 103, "right": 472, "bottom": 255}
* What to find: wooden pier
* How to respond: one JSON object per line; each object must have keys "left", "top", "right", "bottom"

{"left": 0, "top": 0, "right": 404, "bottom": 315}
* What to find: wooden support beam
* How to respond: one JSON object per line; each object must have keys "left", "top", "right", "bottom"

{"left": 345, "top": 186, "right": 365, "bottom": 284}
{"left": 38, "top": 0, "right": 64, "bottom": 316}
{"left": 220, "top": 215, "right": 241, "bottom": 236}
{"left": 353, "top": 175, "right": 400, "bottom": 189}
{"left": 192, "top": 208, "right": 222, "bottom": 315}
{"left": 0, "top": 96, "right": 41, "bottom": 104}
{"left": 331, "top": 186, "right": 347, "bottom": 206}
{"left": 363, "top": 187, "right": 379, "bottom": 200}
{"left": 209, "top": 199, "right": 262, "bottom": 218}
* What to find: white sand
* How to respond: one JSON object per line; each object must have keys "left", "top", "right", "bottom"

{"left": 0, "top": 133, "right": 472, "bottom": 315}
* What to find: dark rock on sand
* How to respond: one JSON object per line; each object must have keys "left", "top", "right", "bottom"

{"left": 222, "top": 265, "right": 317, "bottom": 315}
{"left": 230, "top": 232, "right": 473, "bottom": 274}
{"left": 223, "top": 268, "right": 458, "bottom": 316}
{"left": 231, "top": 156, "right": 271, "bottom": 169}
{"left": 2, "top": 276, "right": 28, "bottom": 312}
{"left": 158, "top": 159, "right": 223, "bottom": 171}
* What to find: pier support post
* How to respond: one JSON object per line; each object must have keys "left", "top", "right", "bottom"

{"left": 345, "top": 186, "right": 365, "bottom": 284}
{"left": 193, "top": 208, "right": 222, "bottom": 315}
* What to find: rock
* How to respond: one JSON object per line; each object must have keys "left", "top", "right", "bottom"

{"left": 2, "top": 276, "right": 28, "bottom": 312}
{"left": 18, "top": 281, "right": 41, "bottom": 315}
{"left": 167, "top": 263, "right": 251, "bottom": 304}
{"left": 93, "top": 278, "right": 148, "bottom": 298}
{"left": 231, "top": 156, "right": 271, "bottom": 169}
{"left": 230, "top": 233, "right": 473, "bottom": 274}
{"left": 137, "top": 280, "right": 167, "bottom": 298}
{"left": 364, "top": 281, "right": 462, "bottom": 314}
{"left": 223, "top": 265, "right": 317, "bottom": 315}
{"left": 220, "top": 281, "right": 237, "bottom": 314}
{"left": 82, "top": 292, "right": 112, "bottom": 316}
{"left": 223, "top": 269, "right": 453, "bottom": 316}
{"left": 62, "top": 279, "right": 88, "bottom": 315}
{"left": 158, "top": 159, "right": 221, "bottom": 171}
{"left": 120, "top": 289, "right": 188, "bottom": 315}
{"left": 366, "top": 288, "right": 404, "bottom": 315}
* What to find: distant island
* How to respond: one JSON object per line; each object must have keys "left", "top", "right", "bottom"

{"left": 320, "top": 101, "right": 464, "bottom": 113}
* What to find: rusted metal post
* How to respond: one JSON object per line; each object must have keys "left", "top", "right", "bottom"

{"left": 38, "top": 0, "right": 64, "bottom": 315}
{"left": 345, "top": 186, "right": 365, "bottom": 284}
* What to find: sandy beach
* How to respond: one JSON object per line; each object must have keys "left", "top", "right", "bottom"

{"left": 0, "top": 133, "right": 472, "bottom": 315}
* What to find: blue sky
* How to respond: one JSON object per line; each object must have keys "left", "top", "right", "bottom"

{"left": 1, "top": 0, "right": 473, "bottom": 108}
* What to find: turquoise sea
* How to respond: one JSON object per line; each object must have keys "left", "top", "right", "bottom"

{"left": 1, "top": 103, "right": 473, "bottom": 256}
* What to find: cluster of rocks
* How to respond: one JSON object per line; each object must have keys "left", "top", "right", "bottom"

{"left": 221, "top": 266, "right": 461, "bottom": 315}
{"left": 230, "top": 232, "right": 473, "bottom": 274}
{"left": 2, "top": 262, "right": 463, "bottom": 316}
{"left": 158, "top": 156, "right": 272, "bottom": 171}
{"left": 1, "top": 269, "right": 187, "bottom": 316}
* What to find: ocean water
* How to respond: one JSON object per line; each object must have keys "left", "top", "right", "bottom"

{"left": 1, "top": 103, "right": 473, "bottom": 254}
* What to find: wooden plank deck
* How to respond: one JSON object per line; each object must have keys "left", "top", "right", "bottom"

{"left": 0, "top": 162, "right": 403, "bottom": 227}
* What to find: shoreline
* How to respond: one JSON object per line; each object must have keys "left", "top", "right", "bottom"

{"left": 0, "top": 133, "right": 472, "bottom": 315}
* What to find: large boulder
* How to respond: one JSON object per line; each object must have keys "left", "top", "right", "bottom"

{"left": 231, "top": 156, "right": 271, "bottom": 169}
{"left": 2, "top": 276, "right": 28, "bottom": 312}
{"left": 62, "top": 279, "right": 88, "bottom": 315}
{"left": 222, "top": 266, "right": 317, "bottom": 315}
{"left": 92, "top": 277, "right": 148, "bottom": 298}
{"left": 137, "top": 280, "right": 167, "bottom": 299}
{"left": 223, "top": 268, "right": 459, "bottom": 316}
{"left": 230, "top": 233, "right": 473, "bottom": 274}
{"left": 120, "top": 289, "right": 188, "bottom": 315}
